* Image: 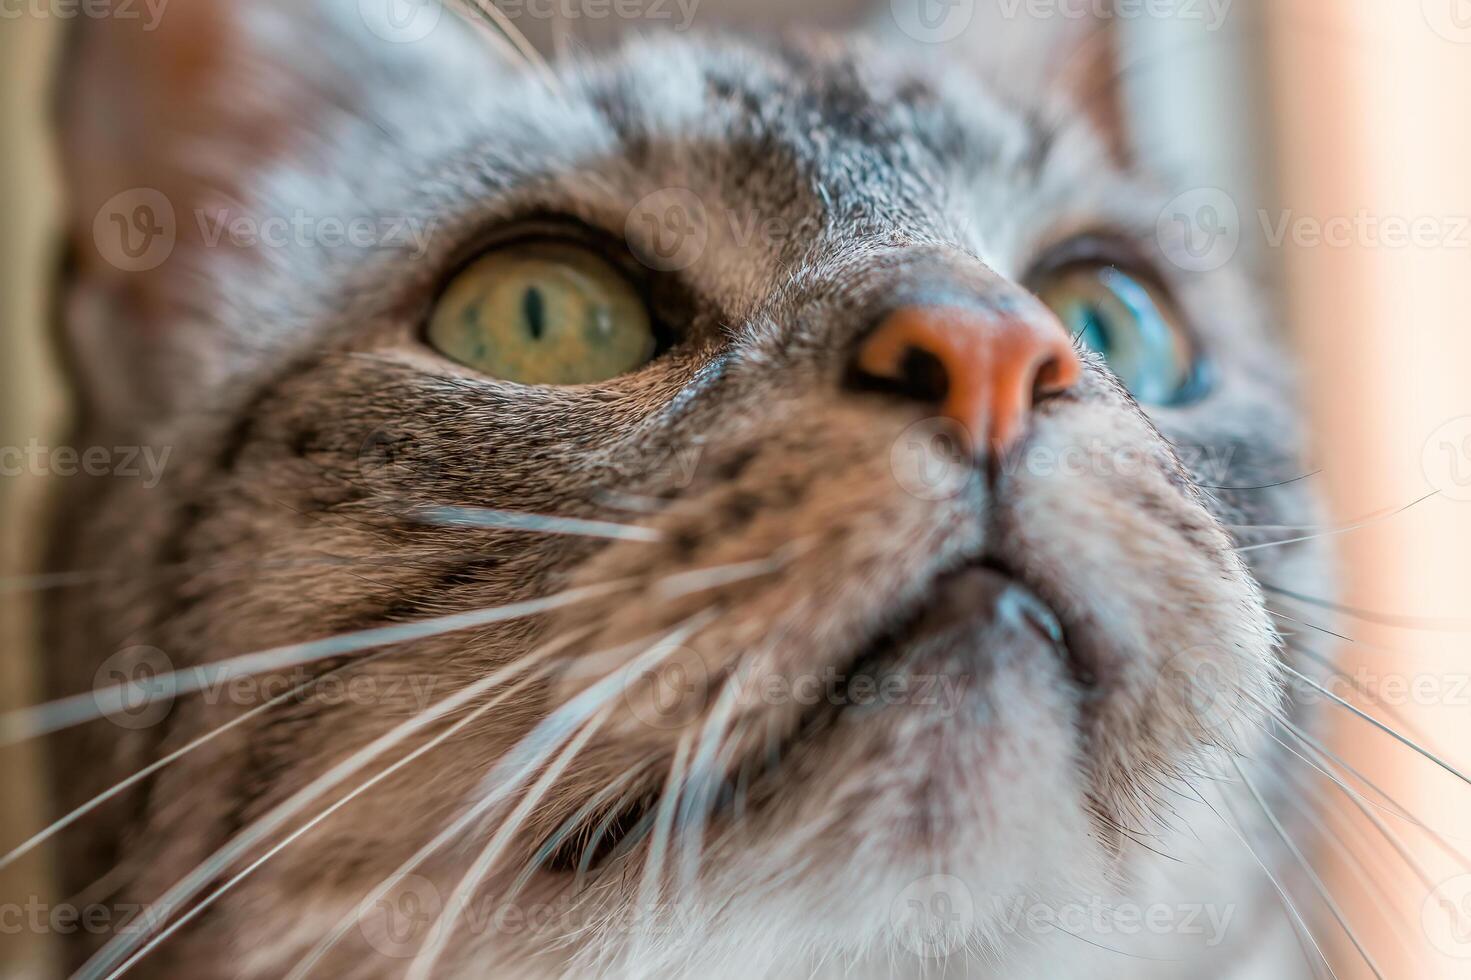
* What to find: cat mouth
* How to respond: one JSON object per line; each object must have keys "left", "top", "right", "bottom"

{"left": 543, "top": 558, "right": 1104, "bottom": 877}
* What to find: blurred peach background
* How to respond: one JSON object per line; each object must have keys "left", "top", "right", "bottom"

{"left": 3, "top": 2, "right": 1470, "bottom": 978}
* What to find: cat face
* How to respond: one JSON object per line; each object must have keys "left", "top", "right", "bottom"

{"left": 44, "top": 1, "right": 1322, "bottom": 977}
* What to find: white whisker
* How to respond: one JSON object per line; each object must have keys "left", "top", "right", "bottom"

{"left": 73, "top": 629, "right": 588, "bottom": 980}
{"left": 1234, "top": 490, "right": 1438, "bottom": 554}
{"left": 1235, "top": 759, "right": 1385, "bottom": 980}
{"left": 420, "top": 505, "right": 662, "bottom": 542}
{"left": 0, "top": 652, "right": 392, "bottom": 872}
{"left": 2, "top": 582, "right": 622, "bottom": 744}
{"left": 1280, "top": 663, "right": 1471, "bottom": 787}
{"left": 1193, "top": 787, "right": 1337, "bottom": 979}
{"left": 402, "top": 707, "right": 614, "bottom": 980}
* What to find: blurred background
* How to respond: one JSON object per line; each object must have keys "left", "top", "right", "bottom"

{"left": 3, "top": 1, "right": 1470, "bottom": 977}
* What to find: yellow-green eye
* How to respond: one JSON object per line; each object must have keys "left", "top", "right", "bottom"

{"left": 427, "top": 242, "right": 656, "bottom": 385}
{"left": 1034, "top": 263, "right": 1200, "bottom": 405}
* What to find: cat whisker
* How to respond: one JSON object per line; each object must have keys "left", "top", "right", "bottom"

{"left": 628, "top": 730, "right": 697, "bottom": 962}
{"left": 417, "top": 505, "right": 663, "bottom": 542}
{"left": 0, "top": 651, "right": 396, "bottom": 872}
{"left": 89, "top": 656, "right": 565, "bottom": 980}
{"left": 0, "top": 551, "right": 493, "bottom": 595}
{"left": 1233, "top": 489, "right": 1439, "bottom": 554}
{"left": 0, "top": 582, "right": 625, "bottom": 744}
{"left": 1281, "top": 783, "right": 1423, "bottom": 962}
{"left": 510, "top": 765, "right": 649, "bottom": 899}
{"left": 1192, "top": 786, "right": 1337, "bottom": 979}
{"left": 676, "top": 673, "right": 743, "bottom": 891}
{"left": 72, "top": 629, "right": 591, "bottom": 980}
{"left": 1279, "top": 663, "right": 1471, "bottom": 788}
{"left": 454, "top": 0, "right": 564, "bottom": 97}
{"left": 1234, "top": 759, "right": 1386, "bottom": 980}
{"left": 592, "top": 490, "right": 673, "bottom": 516}
{"left": 1265, "top": 582, "right": 1471, "bottom": 633}
{"left": 403, "top": 615, "right": 708, "bottom": 980}
{"left": 1277, "top": 635, "right": 1442, "bottom": 753}
{"left": 654, "top": 541, "right": 807, "bottom": 601}
{"left": 403, "top": 707, "right": 615, "bottom": 980}
{"left": 1271, "top": 704, "right": 1471, "bottom": 858}
{"left": 1289, "top": 736, "right": 1471, "bottom": 946}
{"left": 1193, "top": 469, "right": 1323, "bottom": 492}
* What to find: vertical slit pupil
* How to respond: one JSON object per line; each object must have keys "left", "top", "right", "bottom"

{"left": 523, "top": 287, "right": 546, "bottom": 340}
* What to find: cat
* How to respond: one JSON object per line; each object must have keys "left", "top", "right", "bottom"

{"left": 33, "top": 0, "right": 1332, "bottom": 976}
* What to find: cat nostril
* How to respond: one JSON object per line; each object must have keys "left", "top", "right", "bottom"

{"left": 894, "top": 345, "right": 950, "bottom": 403}
{"left": 849, "top": 303, "right": 1082, "bottom": 455}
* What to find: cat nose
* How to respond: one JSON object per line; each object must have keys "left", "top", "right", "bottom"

{"left": 850, "top": 302, "right": 1082, "bottom": 454}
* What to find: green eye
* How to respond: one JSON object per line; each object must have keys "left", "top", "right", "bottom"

{"left": 1035, "top": 263, "right": 1200, "bottom": 405}
{"left": 427, "top": 242, "right": 656, "bottom": 385}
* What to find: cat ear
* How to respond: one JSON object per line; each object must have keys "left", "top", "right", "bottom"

{"left": 55, "top": 0, "right": 489, "bottom": 422}
{"left": 882, "top": 1, "right": 1126, "bottom": 157}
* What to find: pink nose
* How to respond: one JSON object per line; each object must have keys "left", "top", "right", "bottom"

{"left": 853, "top": 303, "right": 1082, "bottom": 454}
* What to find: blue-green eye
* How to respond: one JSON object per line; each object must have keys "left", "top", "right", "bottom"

{"left": 1035, "top": 263, "right": 1199, "bottom": 405}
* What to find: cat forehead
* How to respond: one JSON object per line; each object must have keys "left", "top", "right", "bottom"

{"left": 233, "top": 32, "right": 1138, "bottom": 338}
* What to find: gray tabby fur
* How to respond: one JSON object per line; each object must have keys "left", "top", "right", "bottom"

{"left": 43, "top": 0, "right": 1329, "bottom": 976}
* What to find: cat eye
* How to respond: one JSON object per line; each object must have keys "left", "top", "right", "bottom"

{"left": 1033, "top": 262, "right": 1201, "bottom": 405}
{"left": 426, "top": 242, "right": 656, "bottom": 385}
